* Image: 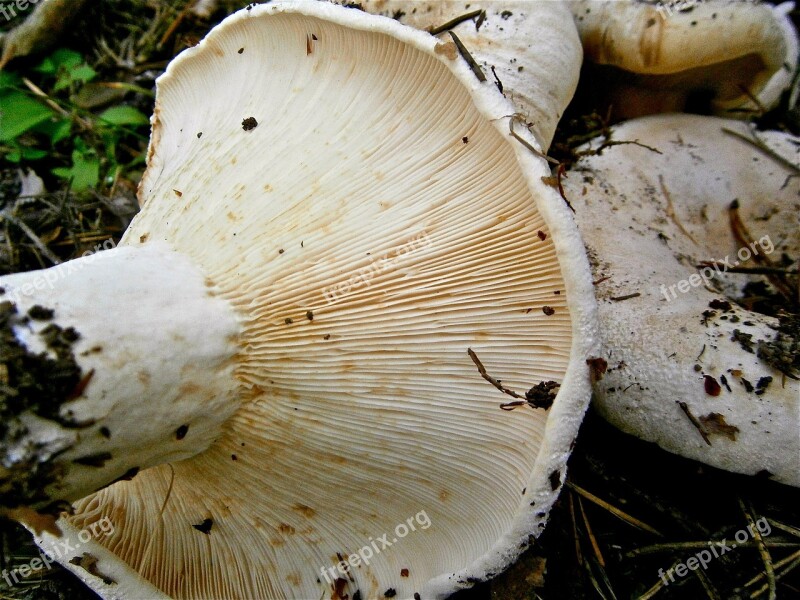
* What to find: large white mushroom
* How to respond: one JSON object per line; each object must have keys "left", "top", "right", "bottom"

{"left": 563, "top": 113, "right": 799, "bottom": 486}
{"left": 568, "top": 0, "right": 799, "bottom": 119}
{"left": 0, "top": 2, "right": 597, "bottom": 598}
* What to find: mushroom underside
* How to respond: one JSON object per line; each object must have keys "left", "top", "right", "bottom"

{"left": 16, "top": 3, "right": 596, "bottom": 599}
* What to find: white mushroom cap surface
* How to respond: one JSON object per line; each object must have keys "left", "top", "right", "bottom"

{"left": 564, "top": 113, "right": 799, "bottom": 486}
{"left": 354, "top": 0, "right": 583, "bottom": 150}
{"left": 16, "top": 2, "right": 597, "bottom": 598}
{"left": 569, "top": 0, "right": 799, "bottom": 118}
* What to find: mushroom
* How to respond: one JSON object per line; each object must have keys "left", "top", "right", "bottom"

{"left": 568, "top": 0, "right": 799, "bottom": 119}
{"left": 563, "top": 112, "right": 799, "bottom": 486}
{"left": 353, "top": 0, "right": 583, "bottom": 150}
{"left": 0, "top": 2, "right": 597, "bottom": 598}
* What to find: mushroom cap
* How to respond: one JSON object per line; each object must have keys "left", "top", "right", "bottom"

{"left": 569, "top": 0, "right": 799, "bottom": 118}
{"left": 564, "top": 113, "right": 799, "bottom": 486}
{"left": 355, "top": 0, "right": 583, "bottom": 150}
{"left": 32, "top": 2, "right": 597, "bottom": 598}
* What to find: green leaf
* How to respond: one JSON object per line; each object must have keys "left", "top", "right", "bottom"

{"left": 18, "top": 147, "right": 48, "bottom": 161}
{"left": 38, "top": 49, "right": 96, "bottom": 91}
{"left": 53, "top": 78, "right": 69, "bottom": 92}
{"left": 53, "top": 49, "right": 84, "bottom": 69}
{"left": 1, "top": 145, "right": 45, "bottom": 163}
{"left": 36, "top": 49, "right": 83, "bottom": 75}
{"left": 52, "top": 145, "right": 99, "bottom": 191}
{"left": 22, "top": 146, "right": 47, "bottom": 160}
{"left": 35, "top": 57, "right": 58, "bottom": 75}
{"left": 54, "top": 64, "right": 97, "bottom": 91}
{"left": 97, "top": 105, "right": 150, "bottom": 127}
{"left": 31, "top": 118, "right": 72, "bottom": 145}
{"left": 100, "top": 130, "right": 118, "bottom": 162}
{"left": 70, "top": 65, "right": 97, "bottom": 84}
{"left": 0, "top": 71, "right": 21, "bottom": 91}
{"left": 0, "top": 91, "right": 55, "bottom": 142}
{"left": 33, "top": 119, "right": 72, "bottom": 145}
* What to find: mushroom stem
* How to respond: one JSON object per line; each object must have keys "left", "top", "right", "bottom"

{"left": 0, "top": 243, "right": 241, "bottom": 510}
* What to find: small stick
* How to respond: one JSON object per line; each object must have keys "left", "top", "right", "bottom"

{"left": 739, "top": 498, "right": 776, "bottom": 600}
{"left": 497, "top": 401, "right": 526, "bottom": 411}
{"left": 659, "top": 175, "right": 697, "bottom": 245}
{"left": 695, "top": 262, "right": 798, "bottom": 276}
{"left": 722, "top": 127, "right": 800, "bottom": 176}
{"left": 428, "top": 9, "right": 483, "bottom": 35}
{"left": 137, "top": 463, "right": 175, "bottom": 578}
{"left": 448, "top": 31, "right": 485, "bottom": 82}
{"left": 509, "top": 117, "right": 560, "bottom": 165}
{"left": 574, "top": 139, "right": 662, "bottom": 159}
{"left": 745, "top": 549, "right": 800, "bottom": 591}
{"left": 609, "top": 292, "right": 641, "bottom": 302}
{"left": 583, "top": 555, "right": 616, "bottom": 600}
{"left": 767, "top": 518, "right": 800, "bottom": 540}
{"left": 158, "top": 0, "right": 193, "bottom": 48}
{"left": 21, "top": 77, "right": 70, "bottom": 118}
{"left": 728, "top": 200, "right": 795, "bottom": 302}
{"left": 567, "top": 482, "right": 662, "bottom": 536}
{"left": 490, "top": 65, "right": 503, "bottom": 93}
{"left": 555, "top": 163, "right": 575, "bottom": 213}
{"left": 625, "top": 541, "right": 800, "bottom": 558}
{"left": 66, "top": 369, "right": 95, "bottom": 402}
{"left": 693, "top": 567, "right": 722, "bottom": 600}
{"left": 159, "top": 464, "right": 175, "bottom": 516}
{"left": 21, "top": 77, "right": 93, "bottom": 131}
{"left": 637, "top": 559, "right": 683, "bottom": 600}
{"left": 568, "top": 491, "right": 583, "bottom": 566}
{"left": 467, "top": 348, "right": 525, "bottom": 402}
{"left": 677, "top": 401, "right": 712, "bottom": 446}
{"left": 728, "top": 199, "right": 757, "bottom": 255}
{"left": 578, "top": 496, "right": 605, "bottom": 567}
{"left": 0, "top": 209, "right": 62, "bottom": 265}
